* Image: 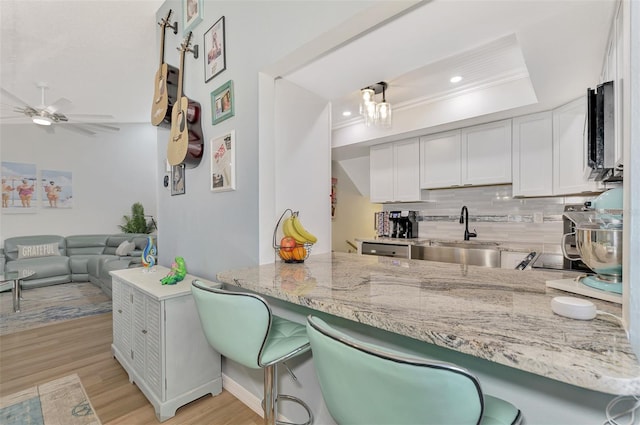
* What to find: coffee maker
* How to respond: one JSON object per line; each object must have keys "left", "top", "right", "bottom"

{"left": 389, "top": 211, "right": 418, "bottom": 239}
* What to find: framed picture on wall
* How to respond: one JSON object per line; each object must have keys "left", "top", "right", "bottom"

{"left": 41, "top": 169, "right": 73, "bottom": 209}
{"left": 171, "top": 164, "right": 186, "bottom": 196}
{"left": 1, "top": 161, "right": 37, "bottom": 213}
{"left": 204, "top": 16, "right": 226, "bottom": 83}
{"left": 182, "top": 0, "right": 203, "bottom": 35}
{"left": 210, "top": 130, "right": 236, "bottom": 192}
{"left": 211, "top": 80, "right": 234, "bottom": 125}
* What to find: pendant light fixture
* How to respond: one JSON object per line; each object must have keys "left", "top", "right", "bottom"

{"left": 360, "top": 82, "right": 391, "bottom": 128}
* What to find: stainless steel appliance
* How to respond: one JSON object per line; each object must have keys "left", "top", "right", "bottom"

{"left": 586, "top": 80, "right": 618, "bottom": 181}
{"left": 374, "top": 210, "right": 418, "bottom": 238}
{"left": 561, "top": 204, "right": 590, "bottom": 272}
{"left": 361, "top": 241, "right": 410, "bottom": 258}
{"left": 390, "top": 211, "right": 418, "bottom": 238}
{"left": 547, "top": 188, "right": 624, "bottom": 303}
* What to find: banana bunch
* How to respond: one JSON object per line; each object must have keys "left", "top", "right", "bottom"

{"left": 283, "top": 214, "right": 318, "bottom": 245}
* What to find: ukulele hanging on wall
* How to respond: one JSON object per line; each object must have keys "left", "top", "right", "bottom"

{"left": 151, "top": 9, "right": 179, "bottom": 128}
{"left": 167, "top": 32, "right": 203, "bottom": 168}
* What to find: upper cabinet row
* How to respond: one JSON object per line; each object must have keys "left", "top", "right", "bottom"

{"left": 370, "top": 97, "right": 599, "bottom": 203}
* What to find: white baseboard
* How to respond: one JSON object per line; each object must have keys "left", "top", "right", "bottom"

{"left": 221, "top": 373, "right": 291, "bottom": 423}
{"left": 221, "top": 373, "right": 264, "bottom": 418}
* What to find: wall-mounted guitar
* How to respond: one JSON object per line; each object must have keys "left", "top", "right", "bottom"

{"left": 167, "top": 32, "right": 204, "bottom": 168}
{"left": 151, "top": 9, "right": 179, "bottom": 128}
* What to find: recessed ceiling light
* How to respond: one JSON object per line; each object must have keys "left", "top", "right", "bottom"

{"left": 342, "top": 111, "right": 352, "bottom": 117}
{"left": 450, "top": 76, "right": 463, "bottom": 83}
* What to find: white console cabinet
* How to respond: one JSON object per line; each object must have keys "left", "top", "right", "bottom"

{"left": 111, "top": 266, "right": 222, "bottom": 422}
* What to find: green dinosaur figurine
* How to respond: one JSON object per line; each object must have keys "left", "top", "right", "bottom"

{"left": 160, "top": 257, "right": 187, "bottom": 285}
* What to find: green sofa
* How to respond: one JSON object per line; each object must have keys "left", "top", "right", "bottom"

{"left": 2, "top": 234, "right": 156, "bottom": 298}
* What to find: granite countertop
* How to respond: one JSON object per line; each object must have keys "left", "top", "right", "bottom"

{"left": 217, "top": 252, "right": 640, "bottom": 395}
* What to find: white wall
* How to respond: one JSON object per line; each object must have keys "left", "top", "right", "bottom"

{"left": 154, "top": 1, "right": 377, "bottom": 422}
{"left": 0, "top": 123, "right": 157, "bottom": 242}
{"left": 273, "top": 78, "right": 331, "bottom": 256}
{"left": 155, "top": 0, "right": 371, "bottom": 277}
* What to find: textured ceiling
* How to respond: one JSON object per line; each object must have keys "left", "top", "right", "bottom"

{"left": 0, "top": 0, "right": 162, "bottom": 125}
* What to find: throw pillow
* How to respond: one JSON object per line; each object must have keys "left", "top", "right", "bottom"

{"left": 115, "top": 241, "right": 136, "bottom": 256}
{"left": 17, "top": 242, "right": 61, "bottom": 259}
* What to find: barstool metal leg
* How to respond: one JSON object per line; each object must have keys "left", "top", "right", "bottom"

{"left": 262, "top": 363, "right": 314, "bottom": 425}
{"left": 263, "top": 364, "right": 277, "bottom": 425}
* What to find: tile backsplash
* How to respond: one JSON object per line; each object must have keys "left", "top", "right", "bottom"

{"left": 383, "top": 185, "right": 596, "bottom": 253}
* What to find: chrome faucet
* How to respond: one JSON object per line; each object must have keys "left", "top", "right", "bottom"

{"left": 459, "top": 206, "right": 477, "bottom": 241}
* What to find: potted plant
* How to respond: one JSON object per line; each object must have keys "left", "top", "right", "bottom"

{"left": 119, "top": 202, "right": 156, "bottom": 234}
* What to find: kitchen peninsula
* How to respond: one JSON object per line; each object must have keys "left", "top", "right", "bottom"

{"left": 217, "top": 252, "right": 639, "bottom": 396}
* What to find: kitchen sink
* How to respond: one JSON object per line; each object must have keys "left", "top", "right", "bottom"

{"left": 430, "top": 241, "right": 500, "bottom": 249}
{"left": 411, "top": 244, "right": 501, "bottom": 268}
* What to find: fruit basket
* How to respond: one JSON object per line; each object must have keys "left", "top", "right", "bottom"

{"left": 273, "top": 209, "right": 316, "bottom": 263}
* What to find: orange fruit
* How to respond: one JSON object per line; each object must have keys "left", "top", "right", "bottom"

{"left": 291, "top": 245, "right": 307, "bottom": 261}
{"left": 279, "top": 248, "right": 293, "bottom": 261}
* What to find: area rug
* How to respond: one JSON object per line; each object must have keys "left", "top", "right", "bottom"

{"left": 0, "top": 373, "right": 101, "bottom": 425}
{"left": 0, "top": 282, "right": 112, "bottom": 336}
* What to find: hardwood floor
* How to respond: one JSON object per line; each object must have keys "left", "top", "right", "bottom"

{"left": 0, "top": 313, "right": 263, "bottom": 425}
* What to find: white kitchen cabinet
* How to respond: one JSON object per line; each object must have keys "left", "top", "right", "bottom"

{"left": 420, "top": 121, "right": 511, "bottom": 189}
{"left": 552, "top": 97, "right": 600, "bottom": 195}
{"left": 393, "top": 138, "right": 421, "bottom": 201}
{"left": 111, "top": 267, "right": 222, "bottom": 422}
{"left": 370, "top": 144, "right": 394, "bottom": 202}
{"left": 420, "top": 130, "right": 461, "bottom": 189}
{"left": 461, "top": 119, "right": 512, "bottom": 186}
{"left": 512, "top": 111, "right": 553, "bottom": 197}
{"left": 370, "top": 139, "right": 420, "bottom": 202}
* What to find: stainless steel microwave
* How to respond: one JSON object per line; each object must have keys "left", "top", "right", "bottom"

{"left": 586, "top": 80, "right": 615, "bottom": 181}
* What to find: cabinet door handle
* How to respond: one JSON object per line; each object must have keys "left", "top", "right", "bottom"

{"left": 142, "top": 329, "right": 147, "bottom": 334}
{"left": 118, "top": 309, "right": 122, "bottom": 314}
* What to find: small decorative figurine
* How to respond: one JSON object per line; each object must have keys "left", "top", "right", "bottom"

{"left": 160, "top": 257, "right": 187, "bottom": 285}
{"left": 142, "top": 236, "right": 157, "bottom": 272}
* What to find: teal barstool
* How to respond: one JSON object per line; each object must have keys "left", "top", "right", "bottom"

{"left": 191, "top": 280, "right": 313, "bottom": 425}
{"left": 306, "top": 315, "right": 523, "bottom": 425}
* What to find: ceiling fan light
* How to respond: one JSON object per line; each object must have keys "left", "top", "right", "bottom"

{"left": 32, "top": 116, "right": 52, "bottom": 126}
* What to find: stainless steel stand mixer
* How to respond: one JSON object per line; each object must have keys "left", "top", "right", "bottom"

{"left": 562, "top": 187, "right": 623, "bottom": 294}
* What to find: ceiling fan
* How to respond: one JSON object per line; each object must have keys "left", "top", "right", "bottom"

{"left": 0, "top": 83, "right": 119, "bottom": 135}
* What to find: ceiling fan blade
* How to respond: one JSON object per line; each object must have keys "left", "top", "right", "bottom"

{"left": 45, "top": 98, "right": 72, "bottom": 114}
{"left": 0, "top": 115, "right": 26, "bottom": 120}
{"left": 0, "top": 87, "right": 34, "bottom": 109}
{"left": 74, "top": 122, "right": 120, "bottom": 132}
{"left": 56, "top": 123, "right": 97, "bottom": 136}
{"left": 66, "top": 113, "right": 115, "bottom": 120}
